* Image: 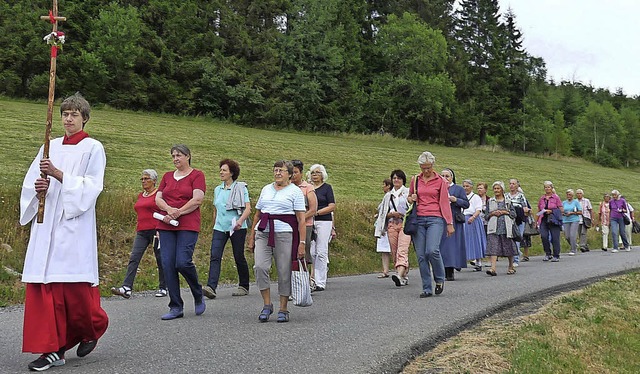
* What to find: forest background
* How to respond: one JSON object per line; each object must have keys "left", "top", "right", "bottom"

{"left": 2, "top": 0, "right": 640, "bottom": 168}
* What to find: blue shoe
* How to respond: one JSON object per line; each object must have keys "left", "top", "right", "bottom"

{"left": 258, "top": 304, "right": 273, "bottom": 322}
{"left": 276, "top": 310, "right": 290, "bottom": 323}
{"left": 161, "top": 308, "right": 184, "bottom": 320}
{"left": 195, "top": 300, "right": 206, "bottom": 316}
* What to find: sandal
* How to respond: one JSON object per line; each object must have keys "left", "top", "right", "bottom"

{"left": 377, "top": 273, "right": 389, "bottom": 278}
{"left": 276, "top": 310, "right": 290, "bottom": 323}
{"left": 486, "top": 269, "right": 497, "bottom": 276}
{"left": 507, "top": 268, "right": 516, "bottom": 275}
{"left": 111, "top": 286, "right": 131, "bottom": 299}
{"left": 522, "top": 256, "right": 530, "bottom": 262}
{"left": 258, "top": 304, "right": 273, "bottom": 322}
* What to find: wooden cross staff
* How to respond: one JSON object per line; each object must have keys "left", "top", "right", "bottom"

{"left": 37, "top": 0, "right": 66, "bottom": 223}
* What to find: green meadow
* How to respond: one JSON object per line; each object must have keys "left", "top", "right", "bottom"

{"left": 0, "top": 98, "right": 639, "bottom": 306}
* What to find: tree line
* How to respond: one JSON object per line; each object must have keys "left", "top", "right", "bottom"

{"left": 1, "top": 0, "right": 639, "bottom": 167}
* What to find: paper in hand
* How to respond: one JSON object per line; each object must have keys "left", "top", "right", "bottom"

{"left": 230, "top": 217, "right": 237, "bottom": 236}
{"left": 153, "top": 212, "right": 179, "bottom": 227}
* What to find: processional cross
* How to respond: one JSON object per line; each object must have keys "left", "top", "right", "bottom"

{"left": 37, "top": 0, "right": 66, "bottom": 223}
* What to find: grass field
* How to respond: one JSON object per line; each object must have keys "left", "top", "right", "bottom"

{"left": 1, "top": 98, "right": 639, "bottom": 306}
{"left": 403, "top": 271, "right": 640, "bottom": 373}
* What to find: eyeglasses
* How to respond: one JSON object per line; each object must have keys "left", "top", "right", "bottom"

{"left": 273, "top": 168, "right": 289, "bottom": 174}
{"left": 140, "top": 177, "right": 152, "bottom": 181}
{"left": 310, "top": 171, "right": 322, "bottom": 175}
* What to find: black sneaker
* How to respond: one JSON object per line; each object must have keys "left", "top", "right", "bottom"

{"left": 435, "top": 283, "right": 444, "bottom": 295}
{"left": 28, "top": 352, "right": 65, "bottom": 371}
{"left": 77, "top": 340, "right": 97, "bottom": 357}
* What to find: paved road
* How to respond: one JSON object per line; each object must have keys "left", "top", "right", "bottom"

{"left": 2, "top": 249, "right": 640, "bottom": 374}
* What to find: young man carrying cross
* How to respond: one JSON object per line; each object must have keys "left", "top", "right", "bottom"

{"left": 20, "top": 94, "right": 109, "bottom": 371}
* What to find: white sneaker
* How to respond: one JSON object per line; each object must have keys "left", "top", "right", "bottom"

{"left": 401, "top": 277, "right": 409, "bottom": 286}
{"left": 625, "top": 247, "right": 631, "bottom": 252}
{"left": 612, "top": 249, "right": 619, "bottom": 253}
{"left": 513, "top": 263, "right": 519, "bottom": 267}
{"left": 568, "top": 252, "right": 576, "bottom": 256}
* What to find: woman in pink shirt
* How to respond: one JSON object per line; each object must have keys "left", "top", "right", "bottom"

{"left": 537, "top": 181, "right": 564, "bottom": 262}
{"left": 407, "top": 151, "right": 454, "bottom": 298}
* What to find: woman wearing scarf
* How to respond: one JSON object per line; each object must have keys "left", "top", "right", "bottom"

{"left": 248, "top": 161, "right": 306, "bottom": 323}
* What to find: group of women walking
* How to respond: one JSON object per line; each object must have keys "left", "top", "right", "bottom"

{"left": 109, "top": 145, "right": 634, "bottom": 316}
{"left": 110, "top": 145, "right": 335, "bottom": 323}
{"left": 374, "top": 150, "right": 635, "bottom": 299}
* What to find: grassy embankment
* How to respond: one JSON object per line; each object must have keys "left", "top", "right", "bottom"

{"left": 403, "top": 271, "right": 640, "bottom": 373}
{"left": 1, "top": 98, "right": 638, "bottom": 306}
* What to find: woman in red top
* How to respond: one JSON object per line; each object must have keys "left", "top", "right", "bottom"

{"left": 155, "top": 145, "right": 206, "bottom": 320}
{"left": 407, "top": 151, "right": 454, "bottom": 298}
{"left": 110, "top": 169, "right": 166, "bottom": 299}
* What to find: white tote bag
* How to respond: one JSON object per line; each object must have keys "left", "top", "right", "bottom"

{"left": 291, "top": 260, "right": 313, "bottom": 307}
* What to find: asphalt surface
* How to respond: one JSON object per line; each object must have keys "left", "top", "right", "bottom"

{"left": 2, "top": 248, "right": 640, "bottom": 374}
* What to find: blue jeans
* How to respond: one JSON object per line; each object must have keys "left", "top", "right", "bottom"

{"left": 123, "top": 229, "right": 165, "bottom": 290}
{"left": 611, "top": 217, "right": 629, "bottom": 249}
{"left": 540, "top": 221, "right": 561, "bottom": 258}
{"left": 413, "top": 216, "right": 446, "bottom": 294}
{"left": 159, "top": 230, "right": 203, "bottom": 310}
{"left": 207, "top": 229, "right": 250, "bottom": 290}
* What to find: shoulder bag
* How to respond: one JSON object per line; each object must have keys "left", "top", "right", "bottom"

{"left": 402, "top": 176, "right": 419, "bottom": 235}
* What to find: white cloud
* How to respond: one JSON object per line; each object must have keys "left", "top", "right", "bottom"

{"left": 500, "top": 0, "right": 640, "bottom": 96}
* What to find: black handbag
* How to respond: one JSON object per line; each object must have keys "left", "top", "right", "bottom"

{"left": 523, "top": 216, "right": 540, "bottom": 236}
{"left": 402, "top": 176, "right": 419, "bottom": 235}
{"left": 583, "top": 217, "right": 592, "bottom": 228}
{"left": 454, "top": 210, "right": 466, "bottom": 223}
{"left": 633, "top": 220, "right": 640, "bottom": 234}
{"left": 511, "top": 221, "right": 522, "bottom": 242}
{"left": 623, "top": 214, "right": 631, "bottom": 226}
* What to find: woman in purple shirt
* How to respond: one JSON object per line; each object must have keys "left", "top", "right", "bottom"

{"left": 609, "top": 189, "right": 630, "bottom": 252}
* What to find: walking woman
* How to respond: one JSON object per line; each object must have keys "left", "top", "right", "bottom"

{"left": 111, "top": 169, "right": 166, "bottom": 299}
{"left": 291, "top": 160, "right": 318, "bottom": 283}
{"left": 609, "top": 190, "right": 630, "bottom": 252}
{"left": 462, "top": 179, "right": 486, "bottom": 271}
{"left": 407, "top": 151, "right": 453, "bottom": 298}
{"left": 374, "top": 178, "right": 393, "bottom": 277}
{"left": 537, "top": 181, "right": 564, "bottom": 262}
{"left": 598, "top": 193, "right": 612, "bottom": 251}
{"left": 439, "top": 168, "right": 469, "bottom": 281}
{"left": 155, "top": 144, "right": 206, "bottom": 320}
{"left": 386, "top": 170, "right": 412, "bottom": 287}
{"left": 309, "top": 164, "right": 335, "bottom": 291}
{"left": 485, "top": 181, "right": 518, "bottom": 276}
{"left": 562, "top": 189, "right": 582, "bottom": 255}
{"left": 203, "top": 159, "right": 252, "bottom": 299}
{"left": 248, "top": 161, "right": 306, "bottom": 323}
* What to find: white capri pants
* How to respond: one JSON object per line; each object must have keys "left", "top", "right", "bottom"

{"left": 254, "top": 231, "right": 293, "bottom": 296}
{"left": 310, "top": 220, "right": 332, "bottom": 288}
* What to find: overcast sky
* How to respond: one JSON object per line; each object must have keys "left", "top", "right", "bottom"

{"left": 499, "top": 0, "right": 639, "bottom": 97}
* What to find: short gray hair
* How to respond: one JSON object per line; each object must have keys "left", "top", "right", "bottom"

{"left": 566, "top": 189, "right": 575, "bottom": 195}
{"left": 611, "top": 189, "right": 620, "bottom": 195}
{"left": 417, "top": 151, "right": 436, "bottom": 165}
{"left": 171, "top": 144, "right": 191, "bottom": 165}
{"left": 142, "top": 169, "right": 158, "bottom": 182}
{"left": 309, "top": 164, "right": 328, "bottom": 181}
{"left": 576, "top": 189, "right": 584, "bottom": 194}
{"left": 462, "top": 179, "right": 474, "bottom": 186}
